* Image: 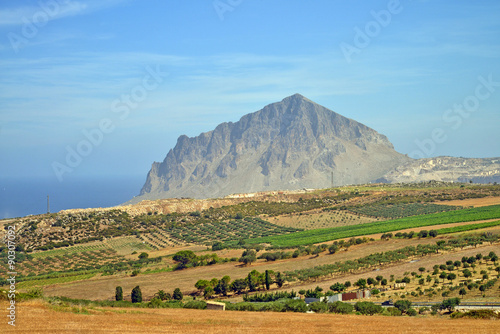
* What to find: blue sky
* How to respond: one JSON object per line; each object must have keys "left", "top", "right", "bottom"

{"left": 1, "top": 0, "right": 499, "bottom": 184}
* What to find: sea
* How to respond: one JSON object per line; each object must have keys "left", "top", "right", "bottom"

{"left": 0, "top": 175, "right": 146, "bottom": 219}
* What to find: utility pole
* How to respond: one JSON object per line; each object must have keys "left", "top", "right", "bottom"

{"left": 47, "top": 195, "right": 50, "bottom": 214}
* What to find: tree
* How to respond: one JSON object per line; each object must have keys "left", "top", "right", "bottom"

{"left": 115, "top": 286, "right": 123, "bottom": 301}
{"left": 239, "top": 249, "right": 257, "bottom": 266}
{"left": 459, "top": 288, "right": 467, "bottom": 299}
{"left": 447, "top": 273, "right": 456, "bottom": 283}
{"left": 138, "top": 252, "right": 149, "bottom": 260}
{"left": 173, "top": 250, "right": 196, "bottom": 268}
{"left": 275, "top": 272, "right": 285, "bottom": 288}
{"left": 394, "top": 300, "right": 412, "bottom": 314}
{"left": 230, "top": 278, "right": 247, "bottom": 294}
{"left": 429, "top": 230, "right": 438, "bottom": 238}
{"left": 328, "top": 244, "right": 339, "bottom": 254}
{"left": 214, "top": 278, "right": 229, "bottom": 296}
{"left": 418, "top": 230, "right": 428, "bottom": 238}
{"left": 463, "top": 269, "right": 472, "bottom": 278}
{"left": 195, "top": 280, "right": 211, "bottom": 294}
{"left": 172, "top": 288, "right": 183, "bottom": 301}
{"left": 418, "top": 267, "right": 426, "bottom": 274}
{"left": 439, "top": 272, "right": 447, "bottom": 282}
{"left": 247, "top": 272, "right": 257, "bottom": 292}
{"left": 265, "top": 270, "right": 272, "bottom": 290}
{"left": 330, "top": 282, "right": 346, "bottom": 293}
{"left": 367, "top": 277, "right": 376, "bottom": 286}
{"left": 154, "top": 290, "right": 169, "bottom": 301}
{"left": 212, "top": 241, "right": 224, "bottom": 251}
{"left": 440, "top": 298, "right": 460, "bottom": 312}
{"left": 131, "top": 286, "right": 142, "bottom": 303}
{"left": 355, "top": 278, "right": 367, "bottom": 289}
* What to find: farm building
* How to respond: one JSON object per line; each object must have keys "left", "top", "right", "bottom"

{"left": 206, "top": 301, "right": 226, "bottom": 311}
{"left": 393, "top": 283, "right": 407, "bottom": 289}
{"left": 341, "top": 290, "right": 371, "bottom": 301}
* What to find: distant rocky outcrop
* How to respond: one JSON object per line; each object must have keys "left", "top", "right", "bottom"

{"left": 376, "top": 157, "right": 500, "bottom": 184}
{"left": 131, "top": 94, "right": 410, "bottom": 203}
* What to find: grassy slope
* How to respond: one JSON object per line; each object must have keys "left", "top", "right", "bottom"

{"left": 246, "top": 205, "right": 500, "bottom": 247}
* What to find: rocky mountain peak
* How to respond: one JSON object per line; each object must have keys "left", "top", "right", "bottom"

{"left": 132, "top": 95, "right": 410, "bottom": 202}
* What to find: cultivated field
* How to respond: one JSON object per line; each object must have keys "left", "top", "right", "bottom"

{"left": 1, "top": 300, "right": 499, "bottom": 334}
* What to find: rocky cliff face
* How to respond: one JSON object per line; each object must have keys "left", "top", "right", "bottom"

{"left": 377, "top": 157, "right": 500, "bottom": 184}
{"left": 133, "top": 94, "right": 410, "bottom": 202}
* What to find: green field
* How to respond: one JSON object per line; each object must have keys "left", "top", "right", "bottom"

{"left": 436, "top": 220, "right": 500, "bottom": 235}
{"left": 246, "top": 205, "right": 500, "bottom": 247}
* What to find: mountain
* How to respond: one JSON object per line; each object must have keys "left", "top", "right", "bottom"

{"left": 131, "top": 94, "right": 410, "bottom": 202}
{"left": 377, "top": 157, "right": 500, "bottom": 184}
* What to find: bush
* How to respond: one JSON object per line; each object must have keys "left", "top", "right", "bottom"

{"left": 407, "top": 308, "right": 417, "bottom": 316}
{"left": 354, "top": 301, "right": 383, "bottom": 315}
{"left": 328, "top": 301, "right": 353, "bottom": 314}
{"left": 308, "top": 302, "right": 328, "bottom": 313}
{"left": 283, "top": 299, "right": 308, "bottom": 313}
{"left": 183, "top": 300, "right": 207, "bottom": 310}
{"left": 147, "top": 297, "right": 163, "bottom": 308}
{"left": 173, "top": 288, "right": 183, "bottom": 301}
{"left": 385, "top": 307, "right": 401, "bottom": 316}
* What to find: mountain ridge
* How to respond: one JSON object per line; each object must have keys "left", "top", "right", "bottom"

{"left": 132, "top": 94, "right": 410, "bottom": 203}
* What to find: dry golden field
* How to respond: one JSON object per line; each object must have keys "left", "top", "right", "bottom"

{"left": 1, "top": 300, "right": 500, "bottom": 334}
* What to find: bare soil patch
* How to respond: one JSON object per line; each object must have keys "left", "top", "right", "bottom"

{"left": 434, "top": 196, "right": 500, "bottom": 208}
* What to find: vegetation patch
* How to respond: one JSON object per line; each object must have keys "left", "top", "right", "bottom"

{"left": 247, "top": 205, "right": 500, "bottom": 247}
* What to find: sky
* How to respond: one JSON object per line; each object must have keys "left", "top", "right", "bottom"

{"left": 1, "top": 0, "right": 499, "bottom": 185}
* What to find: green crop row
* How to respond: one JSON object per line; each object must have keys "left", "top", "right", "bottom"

{"left": 436, "top": 220, "right": 500, "bottom": 235}
{"left": 246, "top": 205, "right": 500, "bottom": 248}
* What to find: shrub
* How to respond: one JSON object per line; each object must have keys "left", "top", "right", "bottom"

{"left": 147, "top": 297, "right": 163, "bottom": 308}
{"left": 407, "top": 308, "right": 417, "bottom": 316}
{"left": 308, "top": 301, "right": 328, "bottom": 313}
{"left": 329, "top": 301, "right": 354, "bottom": 314}
{"left": 386, "top": 307, "right": 401, "bottom": 316}
{"left": 354, "top": 301, "right": 383, "bottom": 315}
{"left": 283, "top": 299, "right": 307, "bottom": 313}
{"left": 183, "top": 300, "right": 207, "bottom": 310}
{"left": 173, "top": 288, "right": 183, "bottom": 301}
